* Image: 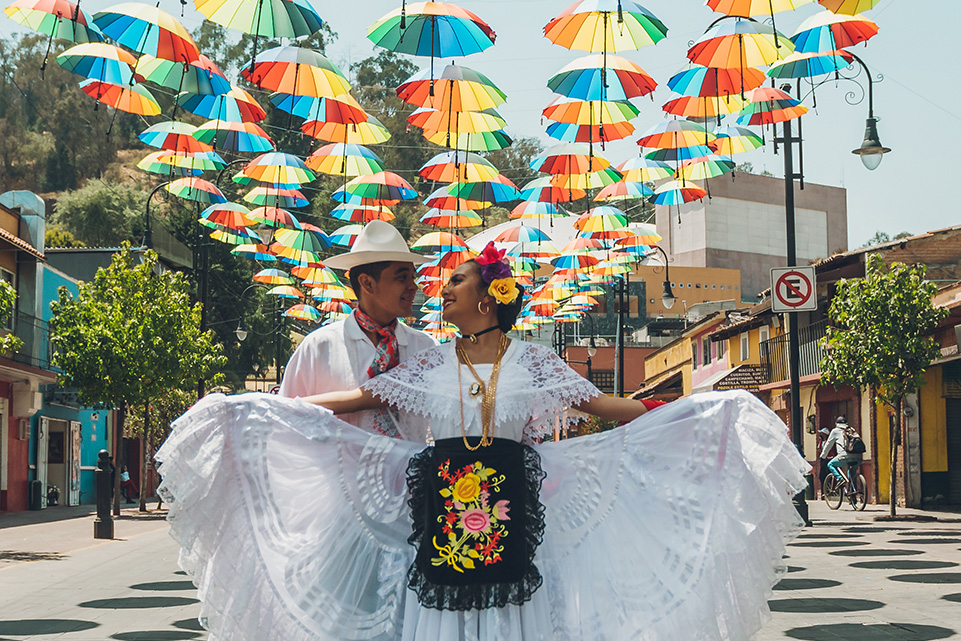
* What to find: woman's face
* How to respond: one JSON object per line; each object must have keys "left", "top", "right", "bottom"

{"left": 441, "top": 262, "right": 489, "bottom": 326}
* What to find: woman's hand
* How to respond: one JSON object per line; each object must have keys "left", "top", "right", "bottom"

{"left": 300, "top": 388, "right": 386, "bottom": 414}
{"left": 574, "top": 394, "right": 651, "bottom": 423}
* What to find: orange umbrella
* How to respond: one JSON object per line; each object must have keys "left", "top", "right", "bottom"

{"left": 241, "top": 45, "right": 350, "bottom": 98}
{"left": 79, "top": 79, "right": 160, "bottom": 115}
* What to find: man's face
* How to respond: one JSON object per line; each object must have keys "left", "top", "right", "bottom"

{"left": 360, "top": 262, "right": 418, "bottom": 323}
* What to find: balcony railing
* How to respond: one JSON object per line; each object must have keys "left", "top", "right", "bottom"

{"left": 761, "top": 319, "right": 828, "bottom": 384}
{"left": 7, "top": 312, "right": 54, "bottom": 371}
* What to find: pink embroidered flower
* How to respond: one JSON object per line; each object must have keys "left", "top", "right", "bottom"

{"left": 460, "top": 509, "right": 492, "bottom": 534}
{"left": 475, "top": 242, "right": 505, "bottom": 266}
{"left": 492, "top": 500, "right": 511, "bottom": 521}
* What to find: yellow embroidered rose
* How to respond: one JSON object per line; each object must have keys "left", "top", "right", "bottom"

{"left": 453, "top": 473, "right": 482, "bottom": 503}
{"left": 488, "top": 278, "right": 519, "bottom": 305}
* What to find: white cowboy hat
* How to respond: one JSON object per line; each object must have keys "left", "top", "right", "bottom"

{"left": 324, "top": 220, "right": 429, "bottom": 270}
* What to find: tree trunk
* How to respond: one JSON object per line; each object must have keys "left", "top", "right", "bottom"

{"left": 889, "top": 397, "right": 901, "bottom": 518}
{"left": 140, "top": 401, "right": 149, "bottom": 512}
{"left": 113, "top": 403, "right": 125, "bottom": 517}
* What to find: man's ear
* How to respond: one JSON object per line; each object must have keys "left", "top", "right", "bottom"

{"left": 358, "top": 273, "right": 376, "bottom": 296}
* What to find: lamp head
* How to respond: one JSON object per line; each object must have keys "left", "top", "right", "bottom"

{"left": 851, "top": 116, "right": 891, "bottom": 171}
{"left": 235, "top": 322, "right": 248, "bottom": 342}
{"left": 587, "top": 335, "right": 597, "bottom": 358}
{"left": 661, "top": 280, "right": 676, "bottom": 310}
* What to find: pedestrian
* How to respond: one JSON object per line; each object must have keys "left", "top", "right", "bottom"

{"left": 822, "top": 416, "right": 861, "bottom": 482}
{"left": 157, "top": 243, "right": 809, "bottom": 641}
{"left": 278, "top": 220, "right": 436, "bottom": 439}
{"left": 119, "top": 465, "right": 138, "bottom": 504}
{"left": 817, "top": 424, "right": 834, "bottom": 497}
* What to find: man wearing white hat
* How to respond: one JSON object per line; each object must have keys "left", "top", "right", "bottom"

{"left": 279, "top": 220, "right": 436, "bottom": 438}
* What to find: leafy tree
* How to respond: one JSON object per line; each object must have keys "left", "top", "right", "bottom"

{"left": 0, "top": 280, "right": 23, "bottom": 355}
{"left": 49, "top": 244, "right": 226, "bottom": 512}
{"left": 861, "top": 230, "right": 912, "bottom": 248}
{"left": 820, "top": 254, "right": 948, "bottom": 515}
{"left": 45, "top": 225, "right": 85, "bottom": 248}
{"left": 734, "top": 161, "right": 774, "bottom": 177}
{"left": 51, "top": 181, "right": 148, "bottom": 246}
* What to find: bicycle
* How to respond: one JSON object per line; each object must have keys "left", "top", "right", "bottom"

{"left": 822, "top": 460, "right": 867, "bottom": 511}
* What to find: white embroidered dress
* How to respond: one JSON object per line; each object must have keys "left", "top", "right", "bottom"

{"left": 157, "top": 340, "right": 808, "bottom": 641}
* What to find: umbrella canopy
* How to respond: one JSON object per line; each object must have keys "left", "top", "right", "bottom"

{"left": 93, "top": 2, "right": 199, "bottom": 62}
{"left": 200, "top": 202, "right": 256, "bottom": 230}
{"left": 652, "top": 180, "right": 708, "bottom": 205}
{"left": 662, "top": 94, "right": 746, "bottom": 119}
{"left": 544, "top": 0, "right": 669, "bottom": 52}
{"left": 422, "top": 129, "right": 512, "bottom": 151}
{"left": 637, "top": 119, "right": 716, "bottom": 149}
{"left": 510, "top": 201, "right": 568, "bottom": 219}
{"left": 817, "top": 0, "right": 878, "bottom": 14}
{"left": 397, "top": 64, "right": 506, "bottom": 111}
{"left": 408, "top": 107, "right": 506, "bottom": 134}
{"left": 707, "top": 0, "right": 814, "bottom": 15}
{"left": 643, "top": 145, "right": 716, "bottom": 163}
{"left": 531, "top": 142, "right": 612, "bottom": 174}
{"left": 736, "top": 86, "right": 808, "bottom": 125}
{"left": 411, "top": 231, "right": 467, "bottom": 252}
{"left": 420, "top": 151, "right": 499, "bottom": 183}
{"left": 334, "top": 172, "right": 418, "bottom": 204}
{"left": 231, "top": 243, "right": 277, "bottom": 261}
{"left": 791, "top": 10, "right": 878, "bottom": 53}
{"left": 4, "top": 0, "right": 103, "bottom": 48}
{"left": 713, "top": 124, "right": 764, "bottom": 155}
{"left": 367, "top": 1, "right": 495, "bottom": 57}
{"left": 195, "top": 0, "right": 324, "bottom": 39}
{"left": 328, "top": 224, "right": 363, "bottom": 247}
{"left": 546, "top": 120, "right": 635, "bottom": 143}
{"left": 446, "top": 177, "right": 520, "bottom": 203}
{"left": 617, "top": 156, "right": 673, "bottom": 182}
{"left": 271, "top": 226, "right": 331, "bottom": 266}
{"left": 594, "top": 180, "right": 653, "bottom": 201}
{"left": 56, "top": 42, "right": 137, "bottom": 85}
{"left": 244, "top": 186, "right": 308, "bottom": 208}
{"left": 329, "top": 204, "right": 395, "bottom": 223}
{"left": 542, "top": 96, "right": 640, "bottom": 125}
{"left": 420, "top": 209, "right": 484, "bottom": 228}
{"left": 267, "top": 285, "right": 304, "bottom": 299}
{"left": 548, "top": 53, "right": 657, "bottom": 101}
{"left": 194, "top": 120, "right": 274, "bottom": 153}
{"left": 178, "top": 86, "right": 267, "bottom": 122}
{"left": 145, "top": 149, "right": 225, "bottom": 173}
{"left": 549, "top": 167, "right": 622, "bottom": 190}
{"left": 242, "top": 152, "right": 316, "bottom": 186}
{"left": 573, "top": 206, "right": 628, "bottom": 234}
{"left": 211, "top": 227, "right": 260, "bottom": 245}
{"left": 137, "top": 151, "right": 202, "bottom": 177}
{"left": 494, "top": 225, "right": 551, "bottom": 244}
{"left": 165, "top": 177, "right": 227, "bottom": 204}
{"left": 676, "top": 156, "right": 736, "bottom": 181}
{"left": 136, "top": 53, "right": 231, "bottom": 96}
{"left": 253, "top": 268, "right": 294, "bottom": 285}
{"left": 139, "top": 121, "right": 211, "bottom": 154}
{"left": 766, "top": 49, "right": 854, "bottom": 78}
{"left": 284, "top": 303, "right": 324, "bottom": 321}
{"left": 79, "top": 79, "right": 160, "bottom": 115}
{"left": 687, "top": 19, "right": 794, "bottom": 69}
{"left": 306, "top": 143, "right": 385, "bottom": 177}
{"left": 272, "top": 92, "right": 367, "bottom": 123}
{"left": 248, "top": 206, "right": 302, "bottom": 229}
{"left": 422, "top": 186, "right": 485, "bottom": 211}
{"left": 667, "top": 64, "right": 766, "bottom": 98}
{"left": 241, "top": 45, "right": 350, "bottom": 97}
{"left": 301, "top": 117, "right": 392, "bottom": 144}
{"left": 519, "top": 176, "right": 586, "bottom": 203}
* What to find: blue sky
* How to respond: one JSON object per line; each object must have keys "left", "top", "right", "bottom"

{"left": 3, "top": 0, "right": 957, "bottom": 248}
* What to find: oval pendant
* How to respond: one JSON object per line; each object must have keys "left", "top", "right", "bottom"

{"left": 469, "top": 382, "right": 482, "bottom": 397}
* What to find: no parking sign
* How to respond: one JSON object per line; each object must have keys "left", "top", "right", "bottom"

{"left": 771, "top": 266, "right": 817, "bottom": 313}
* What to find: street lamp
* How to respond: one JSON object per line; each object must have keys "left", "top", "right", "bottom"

{"left": 847, "top": 52, "right": 891, "bottom": 171}
{"left": 646, "top": 245, "right": 675, "bottom": 310}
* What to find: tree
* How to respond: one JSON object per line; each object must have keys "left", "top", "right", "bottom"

{"left": 734, "top": 161, "right": 773, "bottom": 177}
{"left": 861, "top": 230, "right": 912, "bottom": 248}
{"left": 819, "top": 254, "right": 947, "bottom": 516}
{"left": 45, "top": 225, "right": 85, "bottom": 248}
{"left": 0, "top": 280, "right": 23, "bottom": 355}
{"left": 51, "top": 181, "right": 149, "bottom": 246}
{"left": 49, "top": 244, "right": 226, "bottom": 513}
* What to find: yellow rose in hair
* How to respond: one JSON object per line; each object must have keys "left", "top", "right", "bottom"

{"left": 488, "top": 278, "right": 519, "bottom": 305}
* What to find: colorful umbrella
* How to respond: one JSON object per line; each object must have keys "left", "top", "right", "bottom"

{"left": 419, "top": 209, "right": 484, "bottom": 228}
{"left": 667, "top": 64, "right": 766, "bottom": 99}
{"left": 328, "top": 224, "right": 363, "bottom": 247}
{"left": 78, "top": 79, "right": 160, "bottom": 115}
{"left": 637, "top": 118, "right": 716, "bottom": 149}
{"left": 193, "top": 120, "right": 274, "bottom": 154}
{"left": 707, "top": 0, "right": 814, "bottom": 15}
{"left": 446, "top": 177, "right": 520, "bottom": 204}
{"left": 211, "top": 227, "right": 260, "bottom": 245}
{"left": 306, "top": 143, "right": 385, "bottom": 177}
{"left": 548, "top": 53, "right": 656, "bottom": 101}
{"left": 652, "top": 180, "right": 708, "bottom": 205}
{"left": 422, "top": 186, "right": 485, "bottom": 212}
{"left": 200, "top": 202, "right": 256, "bottom": 230}
{"left": 271, "top": 226, "right": 331, "bottom": 266}
{"left": 248, "top": 206, "right": 302, "bottom": 229}
{"left": 617, "top": 156, "right": 673, "bottom": 182}
{"left": 518, "top": 176, "right": 585, "bottom": 203}
{"left": 242, "top": 152, "right": 316, "bottom": 186}
{"left": 177, "top": 86, "right": 267, "bottom": 122}
{"left": 712, "top": 124, "right": 764, "bottom": 155}
{"left": 411, "top": 231, "right": 468, "bottom": 252}
{"left": 301, "top": 117, "right": 392, "bottom": 145}
{"left": 510, "top": 201, "right": 568, "bottom": 219}
{"left": 253, "top": 268, "right": 295, "bottom": 285}
{"left": 244, "top": 186, "right": 308, "bottom": 208}
{"left": 643, "top": 145, "right": 716, "bottom": 163}
{"left": 817, "top": 0, "right": 878, "bottom": 14}
{"left": 766, "top": 49, "right": 854, "bottom": 79}
{"left": 139, "top": 121, "right": 211, "bottom": 154}
{"left": 791, "top": 10, "right": 878, "bottom": 53}
{"left": 93, "top": 3, "right": 199, "bottom": 63}
{"left": 736, "top": 86, "right": 808, "bottom": 125}
{"left": 4, "top": 0, "right": 102, "bottom": 73}
{"left": 543, "top": 96, "right": 640, "bottom": 126}
{"left": 594, "top": 180, "right": 653, "bottom": 201}
{"left": 397, "top": 64, "right": 506, "bottom": 111}
{"left": 573, "top": 206, "right": 628, "bottom": 234}
{"left": 270, "top": 91, "right": 366, "bottom": 121}
{"left": 136, "top": 151, "right": 202, "bottom": 177}
{"left": 420, "top": 151, "right": 499, "bottom": 183}
{"left": 531, "top": 142, "right": 612, "bottom": 174}
{"left": 687, "top": 19, "right": 794, "bottom": 78}
{"left": 408, "top": 107, "right": 506, "bottom": 135}
{"left": 367, "top": 1, "right": 495, "bottom": 57}
{"left": 662, "top": 94, "right": 746, "bottom": 119}
{"left": 195, "top": 0, "right": 323, "bottom": 39}
{"left": 284, "top": 303, "right": 323, "bottom": 321}
{"left": 241, "top": 45, "right": 349, "bottom": 98}
{"left": 676, "top": 156, "right": 736, "bottom": 181}
{"left": 267, "top": 285, "right": 304, "bottom": 299}
{"left": 135, "top": 53, "right": 231, "bottom": 96}
{"left": 164, "top": 177, "right": 226, "bottom": 204}
{"left": 329, "top": 204, "right": 395, "bottom": 223}
{"left": 494, "top": 225, "right": 551, "bottom": 243}
{"left": 334, "top": 172, "right": 418, "bottom": 205}
{"left": 56, "top": 42, "right": 137, "bottom": 85}
{"left": 231, "top": 243, "right": 277, "bottom": 261}
{"left": 544, "top": 0, "right": 669, "bottom": 52}
{"left": 546, "top": 121, "right": 635, "bottom": 143}
{"left": 422, "top": 129, "right": 512, "bottom": 151}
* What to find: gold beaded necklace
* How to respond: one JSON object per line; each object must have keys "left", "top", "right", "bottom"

{"left": 456, "top": 334, "right": 510, "bottom": 451}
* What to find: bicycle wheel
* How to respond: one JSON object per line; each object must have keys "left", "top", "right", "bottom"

{"left": 850, "top": 474, "right": 868, "bottom": 511}
{"left": 823, "top": 475, "right": 842, "bottom": 510}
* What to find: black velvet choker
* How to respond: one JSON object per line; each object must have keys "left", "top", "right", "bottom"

{"left": 463, "top": 325, "right": 500, "bottom": 343}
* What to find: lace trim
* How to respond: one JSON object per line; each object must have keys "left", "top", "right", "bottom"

{"left": 405, "top": 438, "right": 546, "bottom": 611}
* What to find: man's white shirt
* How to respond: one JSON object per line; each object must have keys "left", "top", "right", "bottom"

{"left": 279, "top": 311, "right": 436, "bottom": 438}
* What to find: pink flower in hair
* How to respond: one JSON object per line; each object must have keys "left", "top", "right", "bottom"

{"left": 475, "top": 242, "right": 505, "bottom": 266}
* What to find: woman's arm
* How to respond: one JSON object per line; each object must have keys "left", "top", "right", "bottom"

{"left": 299, "top": 387, "right": 387, "bottom": 414}
{"left": 574, "top": 394, "right": 649, "bottom": 423}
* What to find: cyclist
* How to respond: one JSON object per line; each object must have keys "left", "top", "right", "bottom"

{"left": 822, "top": 416, "right": 863, "bottom": 486}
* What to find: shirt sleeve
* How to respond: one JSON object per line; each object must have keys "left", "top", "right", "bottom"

{"left": 278, "top": 335, "right": 322, "bottom": 398}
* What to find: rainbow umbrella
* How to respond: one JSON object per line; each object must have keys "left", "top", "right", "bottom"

{"left": 551, "top": 253, "right": 599, "bottom": 270}
{"left": 546, "top": 121, "right": 635, "bottom": 144}
{"left": 687, "top": 19, "right": 794, "bottom": 96}
{"left": 93, "top": 3, "right": 199, "bottom": 63}
{"left": 397, "top": 64, "right": 506, "bottom": 111}
{"left": 420, "top": 151, "right": 498, "bottom": 183}
{"left": 737, "top": 86, "right": 807, "bottom": 125}
{"left": 200, "top": 202, "right": 255, "bottom": 230}
{"left": 195, "top": 0, "right": 323, "bottom": 39}
{"left": 652, "top": 180, "right": 708, "bottom": 205}
{"left": 135, "top": 53, "right": 230, "bottom": 97}
{"left": 241, "top": 45, "right": 349, "bottom": 97}
{"left": 164, "top": 177, "right": 226, "bottom": 204}
{"left": 667, "top": 64, "right": 766, "bottom": 99}
{"left": 419, "top": 209, "right": 484, "bottom": 228}
{"left": 242, "top": 152, "right": 316, "bottom": 187}
{"left": 548, "top": 53, "right": 656, "bottom": 101}
{"left": 766, "top": 49, "right": 854, "bottom": 79}
{"left": 549, "top": 167, "right": 622, "bottom": 190}
{"left": 676, "top": 156, "right": 736, "bottom": 181}
{"left": 139, "top": 121, "right": 211, "bottom": 154}
{"left": 561, "top": 236, "right": 607, "bottom": 254}
{"left": 661, "top": 94, "right": 746, "bottom": 120}
{"left": 178, "top": 86, "right": 267, "bottom": 122}
{"left": 156, "top": 149, "right": 226, "bottom": 173}
{"left": 617, "top": 157, "right": 673, "bottom": 182}
{"left": 248, "top": 206, "right": 302, "bottom": 229}
{"left": 270, "top": 91, "right": 365, "bottom": 121}
{"left": 271, "top": 227, "right": 330, "bottom": 267}
{"left": 367, "top": 1, "right": 495, "bottom": 56}
{"left": 244, "top": 186, "right": 308, "bottom": 208}
{"left": 253, "top": 268, "right": 294, "bottom": 285}
{"left": 301, "top": 117, "right": 392, "bottom": 145}
{"left": 422, "top": 129, "right": 512, "bottom": 151}
{"left": 267, "top": 285, "right": 304, "bottom": 299}
{"left": 328, "top": 224, "right": 363, "bottom": 247}
{"left": 494, "top": 225, "right": 551, "bottom": 243}
{"left": 817, "top": 0, "right": 878, "bottom": 14}
{"left": 510, "top": 201, "right": 568, "bottom": 219}
{"left": 329, "top": 204, "right": 395, "bottom": 223}
{"left": 136, "top": 151, "right": 202, "bottom": 177}
{"left": 284, "top": 303, "right": 324, "bottom": 321}
{"left": 791, "top": 10, "right": 878, "bottom": 53}
{"left": 411, "top": 231, "right": 467, "bottom": 253}
{"left": 543, "top": 97, "right": 640, "bottom": 125}
{"left": 446, "top": 177, "right": 520, "bottom": 204}
{"left": 574, "top": 206, "right": 628, "bottom": 234}
{"left": 706, "top": 0, "right": 813, "bottom": 44}
{"left": 408, "top": 107, "right": 506, "bottom": 135}
{"left": 56, "top": 42, "right": 137, "bottom": 85}
{"left": 713, "top": 124, "right": 764, "bottom": 156}
{"left": 5, "top": 0, "right": 103, "bottom": 73}
{"left": 231, "top": 243, "right": 277, "bottom": 261}
{"left": 422, "top": 187, "right": 485, "bottom": 212}
{"left": 306, "top": 143, "right": 385, "bottom": 177}
{"left": 544, "top": 0, "right": 668, "bottom": 52}
{"left": 293, "top": 265, "right": 341, "bottom": 283}
{"left": 531, "top": 142, "right": 612, "bottom": 174}
{"left": 623, "top": 222, "right": 661, "bottom": 244}
{"left": 193, "top": 120, "right": 275, "bottom": 154}
{"left": 210, "top": 227, "right": 260, "bottom": 245}
{"left": 334, "top": 172, "right": 417, "bottom": 204}
{"left": 637, "top": 119, "right": 716, "bottom": 149}
{"left": 518, "top": 176, "right": 585, "bottom": 203}
{"left": 78, "top": 79, "right": 160, "bottom": 115}
{"left": 594, "top": 180, "right": 653, "bottom": 201}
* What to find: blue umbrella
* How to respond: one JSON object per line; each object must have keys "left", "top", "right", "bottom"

{"left": 367, "top": 1, "right": 495, "bottom": 57}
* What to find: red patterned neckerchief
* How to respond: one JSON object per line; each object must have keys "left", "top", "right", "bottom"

{"left": 354, "top": 309, "right": 400, "bottom": 378}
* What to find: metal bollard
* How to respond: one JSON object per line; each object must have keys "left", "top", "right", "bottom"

{"left": 94, "top": 450, "right": 114, "bottom": 540}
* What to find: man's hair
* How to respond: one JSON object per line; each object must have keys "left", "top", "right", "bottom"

{"left": 836, "top": 415, "right": 847, "bottom": 424}
{"left": 348, "top": 261, "right": 392, "bottom": 300}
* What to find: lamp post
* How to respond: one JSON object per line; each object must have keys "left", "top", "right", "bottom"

{"left": 566, "top": 313, "right": 598, "bottom": 385}
{"left": 235, "top": 284, "right": 286, "bottom": 385}
{"left": 847, "top": 52, "right": 892, "bottom": 171}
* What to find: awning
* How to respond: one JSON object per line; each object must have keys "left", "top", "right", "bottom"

{"left": 692, "top": 367, "right": 738, "bottom": 393}
{"left": 632, "top": 370, "right": 683, "bottom": 399}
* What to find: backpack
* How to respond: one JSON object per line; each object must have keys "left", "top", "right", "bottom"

{"left": 844, "top": 427, "right": 866, "bottom": 455}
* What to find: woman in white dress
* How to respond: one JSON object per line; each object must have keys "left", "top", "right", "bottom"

{"left": 157, "top": 244, "right": 809, "bottom": 641}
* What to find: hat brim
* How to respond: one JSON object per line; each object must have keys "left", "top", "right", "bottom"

{"left": 324, "top": 250, "right": 431, "bottom": 270}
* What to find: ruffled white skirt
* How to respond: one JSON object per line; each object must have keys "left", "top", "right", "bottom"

{"left": 156, "top": 390, "right": 808, "bottom": 641}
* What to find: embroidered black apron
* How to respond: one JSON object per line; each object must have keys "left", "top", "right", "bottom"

{"left": 406, "top": 437, "right": 546, "bottom": 611}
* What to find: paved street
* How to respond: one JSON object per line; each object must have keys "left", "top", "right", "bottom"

{"left": 0, "top": 501, "right": 958, "bottom": 640}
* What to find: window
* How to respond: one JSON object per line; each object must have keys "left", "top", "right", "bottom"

{"left": 703, "top": 337, "right": 712, "bottom": 365}
{"left": 712, "top": 284, "right": 717, "bottom": 289}
{"left": 739, "top": 333, "right": 749, "bottom": 361}
{"left": 692, "top": 342, "right": 699, "bottom": 369}
{"left": 759, "top": 326, "right": 770, "bottom": 357}
{"left": 717, "top": 339, "right": 726, "bottom": 360}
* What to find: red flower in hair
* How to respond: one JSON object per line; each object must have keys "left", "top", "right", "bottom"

{"left": 475, "top": 242, "right": 505, "bottom": 266}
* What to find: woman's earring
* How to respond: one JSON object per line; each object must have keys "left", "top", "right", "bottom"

{"left": 477, "top": 301, "right": 490, "bottom": 315}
